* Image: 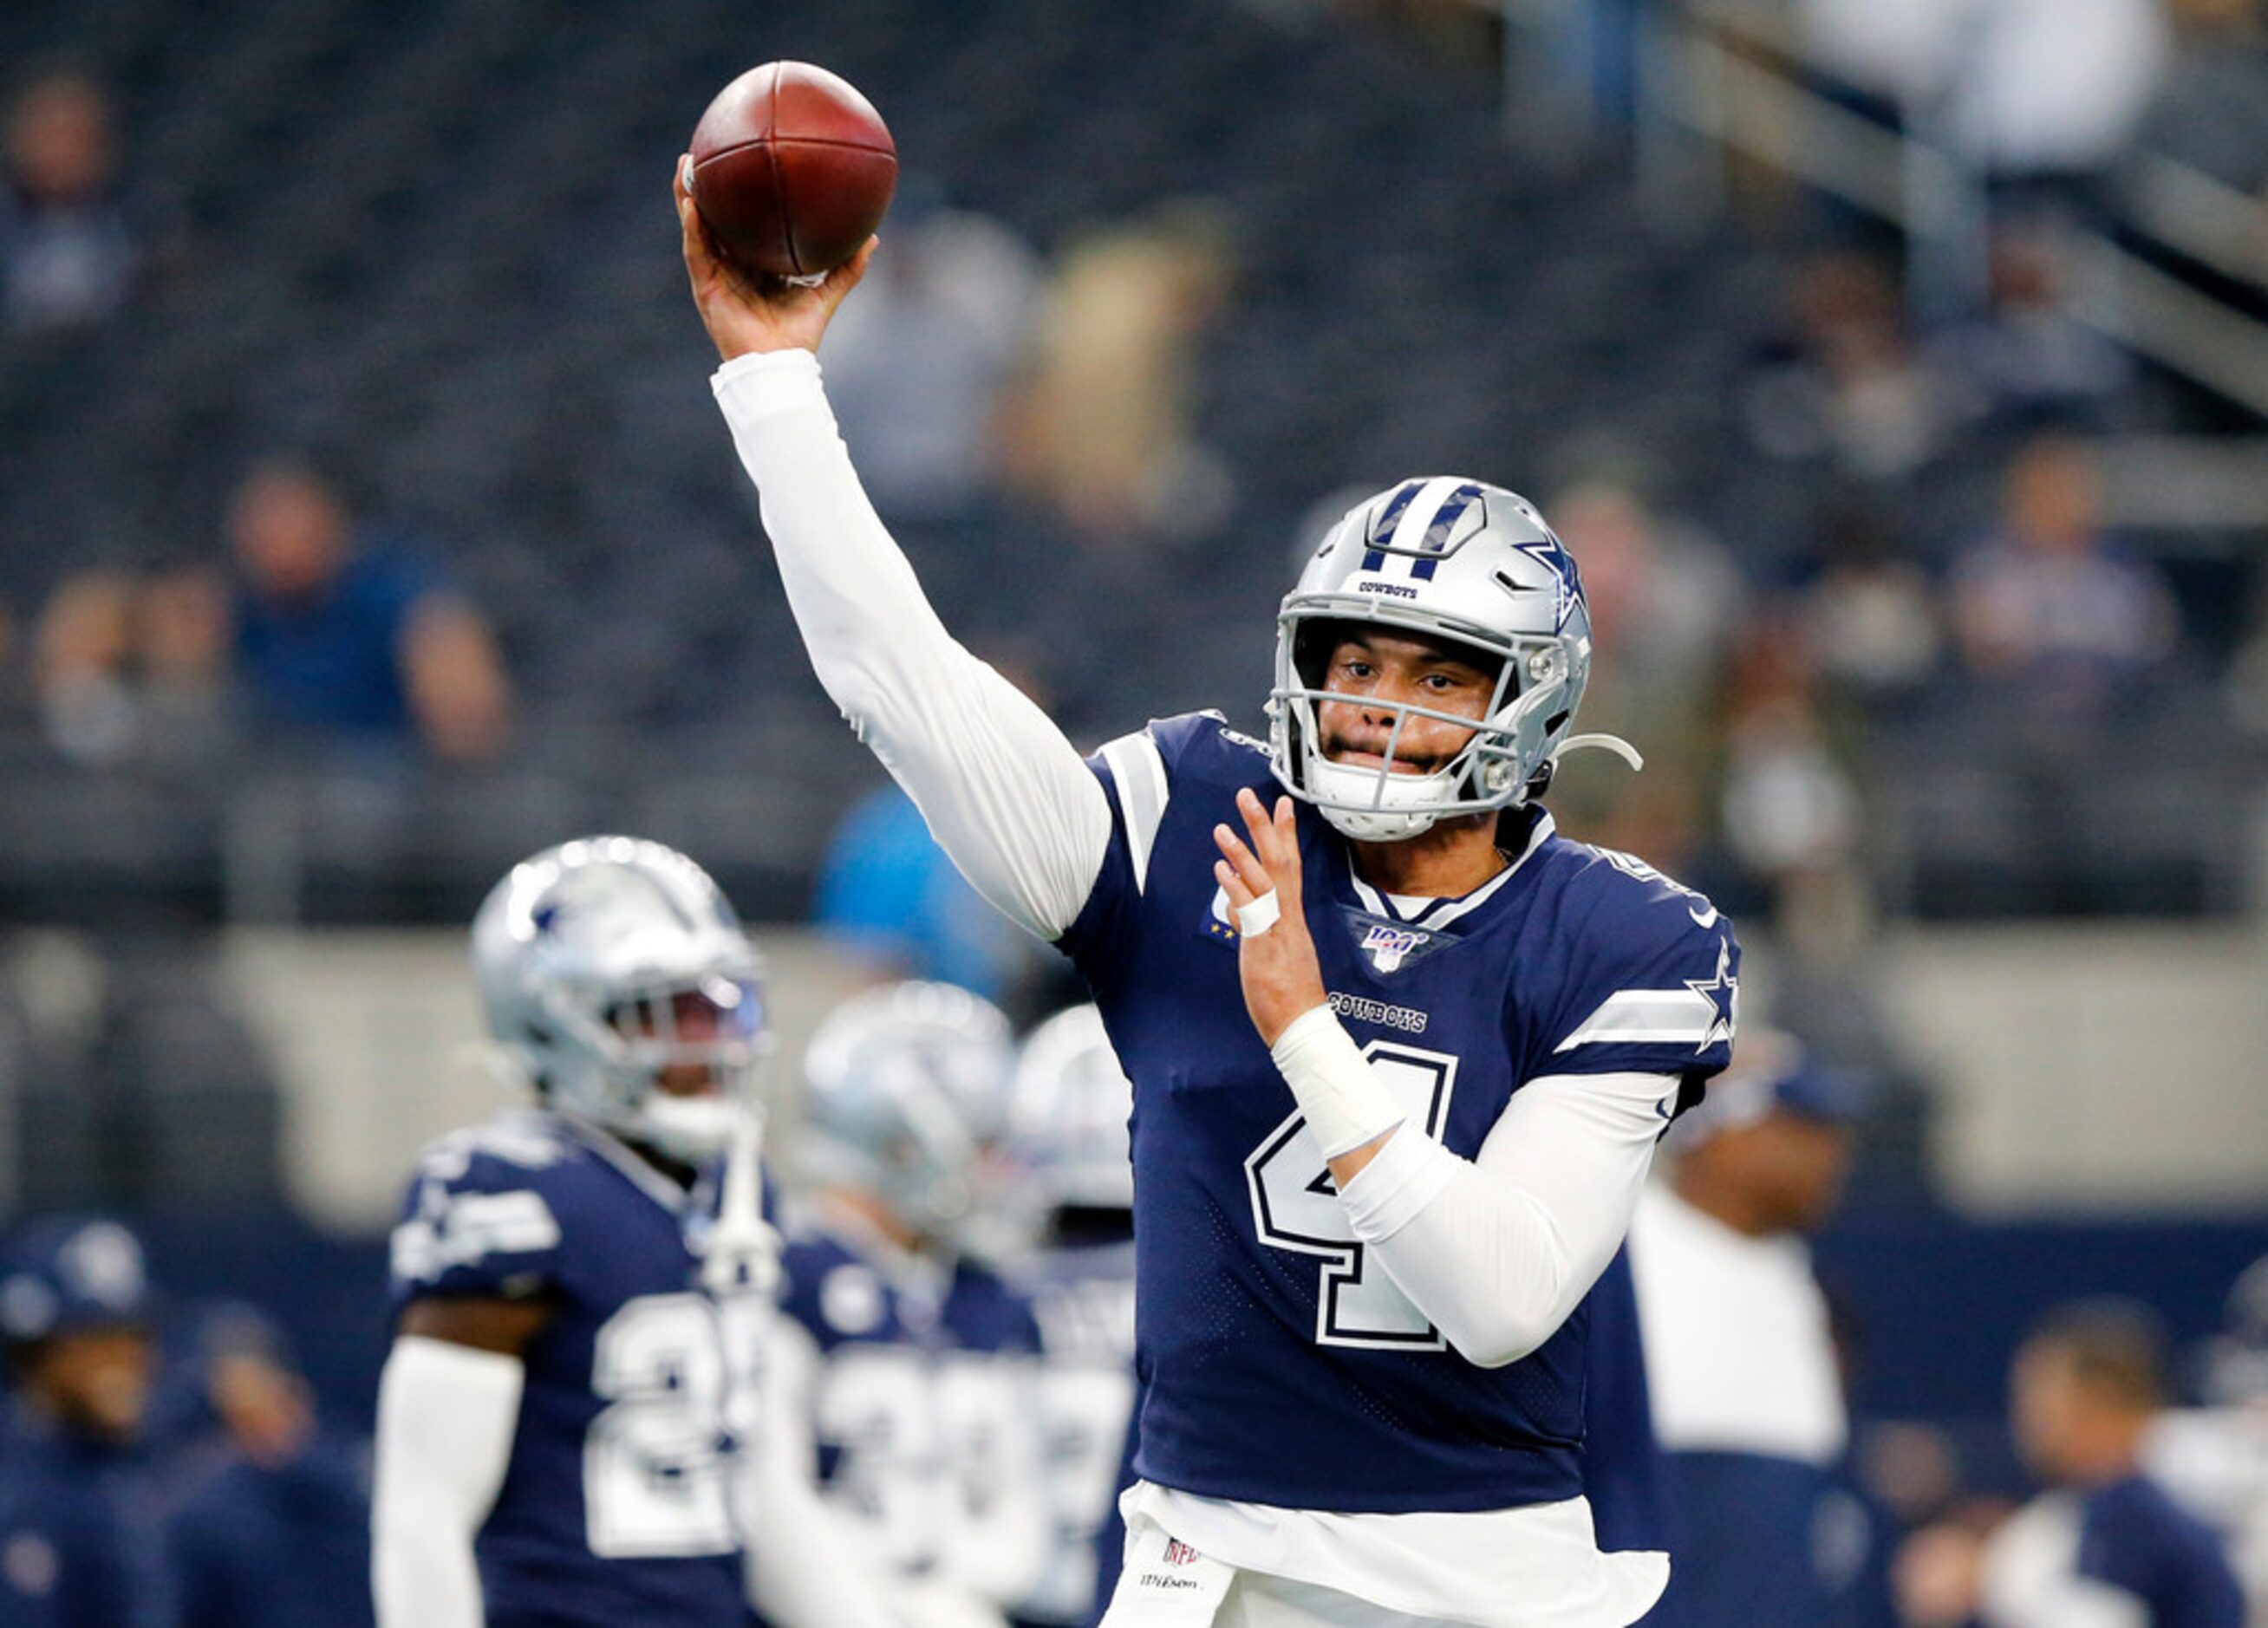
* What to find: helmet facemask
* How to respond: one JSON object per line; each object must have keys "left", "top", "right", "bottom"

{"left": 1271, "top": 602, "right": 1578, "bottom": 843}
{"left": 535, "top": 966, "right": 770, "bottom": 1160}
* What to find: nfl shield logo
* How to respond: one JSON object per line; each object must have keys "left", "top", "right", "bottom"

{"left": 1360, "top": 923, "right": 1423, "bottom": 974}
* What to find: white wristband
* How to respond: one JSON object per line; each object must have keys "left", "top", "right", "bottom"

{"left": 1268, "top": 1006, "right": 1404, "bottom": 1160}
{"left": 1235, "top": 889, "right": 1281, "bottom": 937}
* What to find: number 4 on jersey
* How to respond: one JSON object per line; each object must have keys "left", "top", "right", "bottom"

{"left": 1244, "top": 1043, "right": 1457, "bottom": 1351}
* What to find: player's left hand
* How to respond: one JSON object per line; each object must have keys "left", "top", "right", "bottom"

{"left": 1215, "top": 788, "right": 1329, "bottom": 1048}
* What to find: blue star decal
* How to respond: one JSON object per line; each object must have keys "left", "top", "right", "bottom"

{"left": 1513, "top": 532, "right": 1586, "bottom": 633}
{"left": 1685, "top": 937, "right": 1738, "bottom": 1052}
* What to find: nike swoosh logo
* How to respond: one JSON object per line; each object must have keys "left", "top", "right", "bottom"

{"left": 1688, "top": 904, "right": 1718, "bottom": 928}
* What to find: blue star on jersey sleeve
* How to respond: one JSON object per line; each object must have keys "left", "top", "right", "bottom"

{"left": 1536, "top": 848, "right": 1740, "bottom": 1089}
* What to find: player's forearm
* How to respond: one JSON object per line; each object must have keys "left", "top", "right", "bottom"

{"left": 1335, "top": 1070, "right": 1676, "bottom": 1368}
{"left": 712, "top": 351, "right": 1110, "bottom": 940}
{"left": 740, "top": 1458, "right": 898, "bottom": 1628}
{"left": 371, "top": 1337, "right": 523, "bottom": 1628}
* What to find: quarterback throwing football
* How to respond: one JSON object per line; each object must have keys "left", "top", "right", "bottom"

{"left": 681, "top": 175, "right": 1738, "bottom": 1628}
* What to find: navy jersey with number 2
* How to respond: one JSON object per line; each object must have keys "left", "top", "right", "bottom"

{"left": 1059, "top": 713, "right": 1739, "bottom": 1515}
{"left": 388, "top": 1110, "right": 764, "bottom": 1628}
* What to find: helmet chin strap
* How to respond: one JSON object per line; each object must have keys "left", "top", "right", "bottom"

{"left": 1550, "top": 733, "right": 1646, "bottom": 772}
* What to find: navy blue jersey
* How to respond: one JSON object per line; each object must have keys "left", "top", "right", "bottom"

{"left": 1010, "top": 1239, "right": 1138, "bottom": 1625}
{"left": 1060, "top": 713, "right": 1739, "bottom": 1514}
{"left": 0, "top": 1404, "right": 173, "bottom": 1628}
{"left": 166, "top": 1438, "right": 374, "bottom": 1628}
{"left": 1583, "top": 1247, "right": 1678, "bottom": 1560}
{"left": 388, "top": 1110, "right": 762, "bottom": 1628}
{"left": 775, "top": 1230, "right": 1044, "bottom": 1579}
{"left": 2076, "top": 1475, "right": 2246, "bottom": 1628}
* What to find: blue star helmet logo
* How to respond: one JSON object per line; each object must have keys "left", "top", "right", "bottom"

{"left": 1685, "top": 938, "right": 1738, "bottom": 1052}
{"left": 1513, "top": 532, "right": 1586, "bottom": 634}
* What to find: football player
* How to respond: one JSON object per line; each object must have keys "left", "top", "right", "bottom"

{"left": 681, "top": 182, "right": 1738, "bottom": 1627}
{"left": 770, "top": 980, "right": 1050, "bottom": 1628}
{"left": 1000, "top": 1004, "right": 1139, "bottom": 1628}
{"left": 371, "top": 836, "right": 890, "bottom": 1628}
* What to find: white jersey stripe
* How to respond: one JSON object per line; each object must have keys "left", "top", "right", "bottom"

{"left": 1552, "top": 988, "right": 1720, "bottom": 1052}
{"left": 1100, "top": 731, "right": 1171, "bottom": 895}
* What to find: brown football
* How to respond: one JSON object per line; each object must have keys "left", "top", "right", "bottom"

{"left": 686, "top": 62, "right": 897, "bottom": 280}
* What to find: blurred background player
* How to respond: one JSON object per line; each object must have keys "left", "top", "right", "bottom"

{"left": 2146, "top": 1255, "right": 2268, "bottom": 1610}
{"left": 772, "top": 979, "right": 1049, "bottom": 1628}
{"left": 372, "top": 836, "right": 890, "bottom": 1628}
{"left": 1977, "top": 1300, "right": 2245, "bottom": 1627}
{"left": 0, "top": 1214, "right": 173, "bottom": 1628}
{"left": 1628, "top": 1028, "right": 1894, "bottom": 1628}
{"left": 1000, "top": 1003, "right": 1139, "bottom": 1628}
{"left": 156, "top": 1301, "right": 373, "bottom": 1628}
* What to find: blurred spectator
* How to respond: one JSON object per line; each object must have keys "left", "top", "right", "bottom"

{"left": 998, "top": 203, "right": 1235, "bottom": 541}
{"left": 158, "top": 1304, "right": 373, "bottom": 1628}
{"left": 1948, "top": 0, "right": 2172, "bottom": 205}
{"left": 0, "top": 71, "right": 140, "bottom": 337}
{"left": 1543, "top": 478, "right": 1743, "bottom": 868}
{"left": 1743, "top": 251, "right": 1966, "bottom": 483}
{"left": 1933, "top": 220, "right": 2132, "bottom": 429}
{"left": 1718, "top": 606, "right": 1869, "bottom": 947}
{"left": 819, "top": 186, "right": 1040, "bottom": 522}
{"left": 0, "top": 1214, "right": 173, "bottom": 1626}
{"left": 1974, "top": 1300, "right": 2245, "bottom": 1626}
{"left": 34, "top": 455, "right": 510, "bottom": 766}
{"left": 1951, "top": 435, "right": 2180, "bottom": 719}
{"left": 223, "top": 453, "right": 510, "bottom": 762}
{"left": 1800, "top": 492, "right": 1944, "bottom": 710}
{"left": 1630, "top": 1031, "right": 1896, "bottom": 1628}
{"left": 31, "top": 568, "right": 225, "bottom": 768}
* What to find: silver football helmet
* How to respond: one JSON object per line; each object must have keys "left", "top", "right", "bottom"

{"left": 1269, "top": 476, "right": 1626, "bottom": 843}
{"left": 472, "top": 837, "right": 767, "bottom": 1160}
{"left": 1009, "top": 1005, "right": 1133, "bottom": 1214}
{"left": 798, "top": 980, "right": 1018, "bottom": 1240}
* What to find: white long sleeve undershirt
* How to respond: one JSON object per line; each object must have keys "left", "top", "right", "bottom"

{"left": 371, "top": 1336, "right": 523, "bottom": 1628}
{"left": 714, "top": 349, "right": 1110, "bottom": 941}
{"left": 714, "top": 347, "right": 1668, "bottom": 1366}
{"left": 1338, "top": 1068, "right": 1680, "bottom": 1368}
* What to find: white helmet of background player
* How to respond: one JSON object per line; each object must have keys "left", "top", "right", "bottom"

{"left": 1009, "top": 1005, "right": 1133, "bottom": 1214}
{"left": 800, "top": 980, "right": 1018, "bottom": 1241}
{"left": 1269, "top": 475, "right": 1629, "bottom": 843}
{"left": 472, "top": 837, "right": 767, "bottom": 1159}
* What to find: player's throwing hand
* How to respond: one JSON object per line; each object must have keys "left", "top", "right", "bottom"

{"left": 675, "top": 159, "right": 874, "bottom": 363}
{"left": 1214, "top": 787, "right": 1328, "bottom": 1047}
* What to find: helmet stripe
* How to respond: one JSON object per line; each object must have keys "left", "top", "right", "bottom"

{"left": 1408, "top": 482, "right": 1489, "bottom": 580}
{"left": 1361, "top": 479, "right": 1427, "bottom": 570}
